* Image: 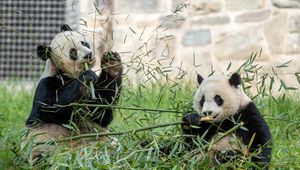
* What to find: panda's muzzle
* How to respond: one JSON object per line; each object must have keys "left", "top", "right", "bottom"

{"left": 203, "top": 111, "right": 213, "bottom": 116}
{"left": 203, "top": 111, "right": 218, "bottom": 119}
{"left": 84, "top": 52, "right": 94, "bottom": 60}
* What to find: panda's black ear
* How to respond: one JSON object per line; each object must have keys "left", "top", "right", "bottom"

{"left": 37, "top": 45, "right": 51, "bottom": 61}
{"left": 197, "top": 74, "right": 204, "bottom": 85}
{"left": 61, "top": 24, "right": 72, "bottom": 31}
{"left": 229, "top": 73, "right": 241, "bottom": 87}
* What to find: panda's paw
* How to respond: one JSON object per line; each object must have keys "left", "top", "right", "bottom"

{"left": 182, "top": 112, "right": 201, "bottom": 126}
{"left": 101, "top": 51, "right": 123, "bottom": 77}
{"left": 80, "top": 70, "right": 99, "bottom": 83}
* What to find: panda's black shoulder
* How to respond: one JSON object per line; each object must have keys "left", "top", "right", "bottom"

{"left": 238, "top": 101, "right": 272, "bottom": 143}
{"left": 38, "top": 74, "right": 73, "bottom": 87}
{"left": 239, "top": 102, "right": 267, "bottom": 125}
{"left": 37, "top": 76, "right": 65, "bottom": 90}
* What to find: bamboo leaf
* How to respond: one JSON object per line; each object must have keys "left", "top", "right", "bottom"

{"left": 295, "top": 72, "right": 300, "bottom": 84}
{"left": 226, "top": 62, "right": 232, "bottom": 71}
{"left": 129, "top": 27, "right": 136, "bottom": 34}
{"left": 247, "top": 133, "right": 256, "bottom": 149}
{"left": 276, "top": 60, "right": 293, "bottom": 68}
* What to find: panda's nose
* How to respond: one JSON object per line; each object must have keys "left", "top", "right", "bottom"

{"left": 203, "top": 111, "right": 213, "bottom": 116}
{"left": 84, "top": 52, "right": 93, "bottom": 60}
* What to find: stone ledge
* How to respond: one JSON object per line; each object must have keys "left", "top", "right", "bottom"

{"left": 235, "top": 10, "right": 271, "bottom": 23}
{"left": 182, "top": 29, "right": 211, "bottom": 47}
{"left": 285, "top": 33, "right": 300, "bottom": 54}
{"left": 214, "top": 27, "right": 269, "bottom": 61}
{"left": 225, "top": 0, "right": 264, "bottom": 11}
{"left": 264, "top": 12, "right": 287, "bottom": 54}
{"left": 113, "top": 0, "right": 166, "bottom": 14}
{"left": 288, "top": 14, "right": 300, "bottom": 33}
{"left": 189, "top": 1, "right": 222, "bottom": 15}
{"left": 191, "top": 16, "right": 230, "bottom": 26}
{"left": 159, "top": 15, "right": 185, "bottom": 29}
{"left": 272, "top": 0, "right": 300, "bottom": 8}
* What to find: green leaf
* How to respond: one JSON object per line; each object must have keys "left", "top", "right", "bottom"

{"left": 276, "top": 59, "right": 293, "bottom": 68}
{"left": 247, "top": 133, "right": 256, "bottom": 149}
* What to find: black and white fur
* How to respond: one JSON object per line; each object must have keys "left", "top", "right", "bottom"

{"left": 23, "top": 25, "right": 122, "bottom": 158}
{"left": 182, "top": 73, "right": 272, "bottom": 169}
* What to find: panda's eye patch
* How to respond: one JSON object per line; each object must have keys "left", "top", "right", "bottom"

{"left": 200, "top": 95, "right": 205, "bottom": 107}
{"left": 69, "top": 48, "right": 78, "bottom": 60}
{"left": 81, "top": 41, "right": 90, "bottom": 49}
{"left": 214, "top": 95, "right": 223, "bottom": 106}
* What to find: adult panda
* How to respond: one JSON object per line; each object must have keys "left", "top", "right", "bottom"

{"left": 22, "top": 24, "right": 123, "bottom": 158}
{"left": 182, "top": 73, "right": 272, "bottom": 169}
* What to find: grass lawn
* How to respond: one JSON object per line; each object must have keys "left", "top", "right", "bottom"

{"left": 0, "top": 82, "right": 300, "bottom": 169}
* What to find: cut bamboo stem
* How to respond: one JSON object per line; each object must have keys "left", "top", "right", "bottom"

{"left": 84, "top": 63, "right": 96, "bottom": 100}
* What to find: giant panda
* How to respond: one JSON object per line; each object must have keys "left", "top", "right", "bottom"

{"left": 22, "top": 24, "right": 123, "bottom": 159}
{"left": 181, "top": 73, "right": 272, "bottom": 169}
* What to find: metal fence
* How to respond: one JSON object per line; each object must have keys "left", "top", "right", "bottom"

{"left": 0, "top": 0, "right": 78, "bottom": 80}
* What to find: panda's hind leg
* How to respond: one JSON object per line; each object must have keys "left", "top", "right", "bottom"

{"left": 209, "top": 134, "right": 249, "bottom": 165}
{"left": 214, "top": 150, "right": 242, "bottom": 164}
{"left": 77, "top": 121, "right": 119, "bottom": 146}
{"left": 21, "top": 123, "right": 70, "bottom": 161}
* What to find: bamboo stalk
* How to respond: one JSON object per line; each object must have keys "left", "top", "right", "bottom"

{"left": 84, "top": 63, "right": 96, "bottom": 100}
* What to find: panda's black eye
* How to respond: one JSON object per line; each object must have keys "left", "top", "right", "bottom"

{"left": 81, "top": 41, "right": 90, "bottom": 49}
{"left": 214, "top": 95, "right": 223, "bottom": 106}
{"left": 200, "top": 95, "right": 205, "bottom": 107}
{"left": 69, "top": 48, "right": 78, "bottom": 60}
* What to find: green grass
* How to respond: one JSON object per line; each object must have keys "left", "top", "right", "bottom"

{"left": 0, "top": 83, "right": 33, "bottom": 169}
{"left": 0, "top": 82, "right": 300, "bottom": 169}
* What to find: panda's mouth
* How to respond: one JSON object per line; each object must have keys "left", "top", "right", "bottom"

{"left": 209, "top": 115, "right": 218, "bottom": 121}
{"left": 87, "top": 59, "right": 96, "bottom": 65}
{"left": 81, "top": 58, "right": 96, "bottom": 66}
{"left": 200, "top": 113, "right": 218, "bottom": 121}
{"left": 202, "top": 112, "right": 218, "bottom": 118}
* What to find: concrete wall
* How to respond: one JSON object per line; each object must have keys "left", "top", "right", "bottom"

{"left": 79, "top": 0, "right": 300, "bottom": 88}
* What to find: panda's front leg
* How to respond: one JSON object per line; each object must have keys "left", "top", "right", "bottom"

{"left": 181, "top": 112, "right": 202, "bottom": 135}
{"left": 181, "top": 112, "right": 214, "bottom": 146}
{"left": 94, "top": 51, "right": 123, "bottom": 104}
{"left": 55, "top": 70, "right": 99, "bottom": 104}
{"left": 100, "top": 51, "right": 123, "bottom": 80}
{"left": 88, "top": 51, "right": 123, "bottom": 127}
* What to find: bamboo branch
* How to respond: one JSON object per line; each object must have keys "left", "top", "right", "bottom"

{"left": 35, "top": 121, "right": 184, "bottom": 145}
{"left": 58, "top": 121, "right": 183, "bottom": 142}
{"left": 34, "top": 118, "right": 243, "bottom": 146}
{"left": 50, "top": 103, "right": 183, "bottom": 113}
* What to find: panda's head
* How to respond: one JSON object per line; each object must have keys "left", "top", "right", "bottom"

{"left": 194, "top": 73, "right": 251, "bottom": 123}
{"left": 36, "top": 24, "right": 95, "bottom": 78}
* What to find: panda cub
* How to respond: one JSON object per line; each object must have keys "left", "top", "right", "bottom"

{"left": 182, "top": 73, "right": 272, "bottom": 168}
{"left": 23, "top": 25, "right": 122, "bottom": 157}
